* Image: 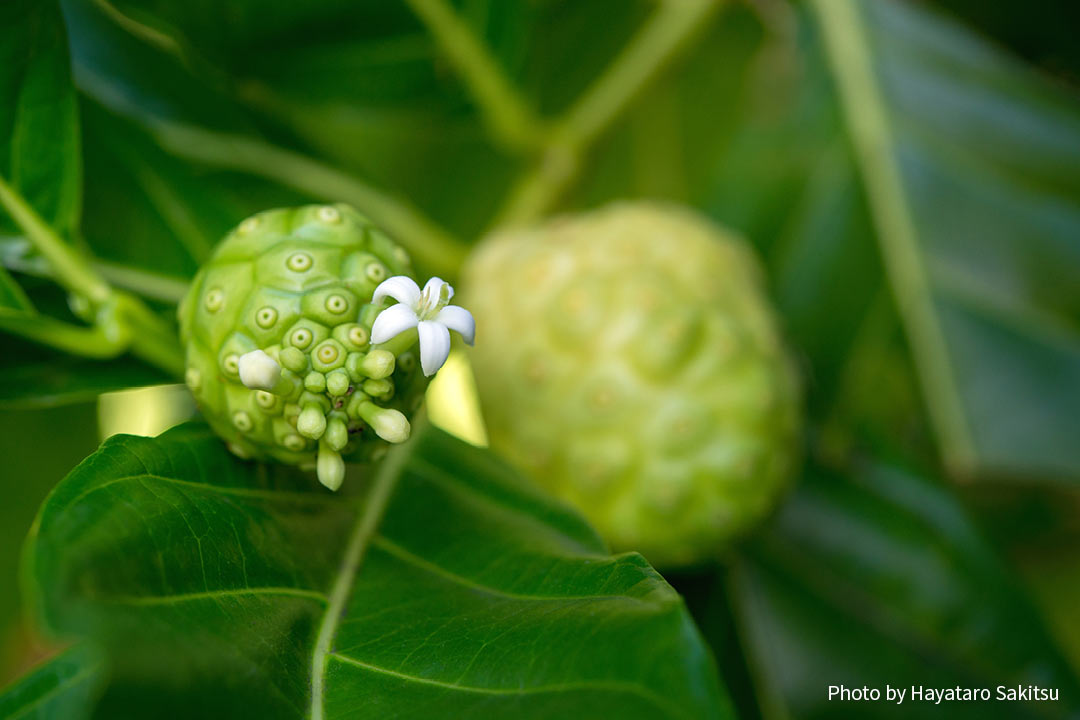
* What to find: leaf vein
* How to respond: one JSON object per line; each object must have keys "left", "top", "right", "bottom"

{"left": 326, "top": 652, "right": 690, "bottom": 719}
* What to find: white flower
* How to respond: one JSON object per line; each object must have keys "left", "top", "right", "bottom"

{"left": 238, "top": 349, "right": 281, "bottom": 390}
{"left": 371, "top": 276, "right": 475, "bottom": 376}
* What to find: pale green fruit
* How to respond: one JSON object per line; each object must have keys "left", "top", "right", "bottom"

{"left": 461, "top": 202, "right": 801, "bottom": 567}
{"left": 178, "top": 204, "right": 428, "bottom": 490}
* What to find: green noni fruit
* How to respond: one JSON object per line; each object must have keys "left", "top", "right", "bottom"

{"left": 179, "top": 204, "right": 453, "bottom": 491}
{"left": 460, "top": 202, "right": 801, "bottom": 567}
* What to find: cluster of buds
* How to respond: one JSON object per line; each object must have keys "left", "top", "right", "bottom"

{"left": 178, "top": 204, "right": 473, "bottom": 490}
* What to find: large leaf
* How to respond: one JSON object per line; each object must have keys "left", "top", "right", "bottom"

{"left": 725, "top": 460, "right": 1080, "bottom": 719}
{"left": 26, "top": 423, "right": 730, "bottom": 719}
{"left": 811, "top": 0, "right": 1080, "bottom": 480}
{"left": 0, "top": 644, "right": 105, "bottom": 720}
{"left": 0, "top": 0, "right": 81, "bottom": 237}
{"left": 79, "top": 99, "right": 305, "bottom": 282}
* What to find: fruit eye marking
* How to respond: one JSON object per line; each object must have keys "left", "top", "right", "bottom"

{"left": 365, "top": 263, "right": 387, "bottom": 282}
{"left": 205, "top": 288, "right": 224, "bottom": 312}
{"left": 256, "top": 307, "right": 278, "bottom": 328}
{"left": 232, "top": 411, "right": 253, "bottom": 432}
{"left": 223, "top": 353, "right": 240, "bottom": 374}
{"left": 255, "top": 390, "right": 276, "bottom": 409}
{"left": 291, "top": 327, "right": 313, "bottom": 349}
{"left": 348, "top": 326, "right": 368, "bottom": 346}
{"left": 325, "top": 294, "right": 349, "bottom": 314}
{"left": 287, "top": 252, "right": 313, "bottom": 272}
{"left": 317, "top": 343, "right": 340, "bottom": 364}
{"left": 283, "top": 434, "right": 306, "bottom": 451}
{"left": 318, "top": 206, "right": 341, "bottom": 223}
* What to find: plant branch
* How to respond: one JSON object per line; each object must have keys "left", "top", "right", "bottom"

{"left": 94, "top": 261, "right": 190, "bottom": 303}
{"left": 492, "top": 0, "right": 721, "bottom": 228}
{"left": 810, "top": 0, "right": 975, "bottom": 475}
{"left": 0, "top": 178, "right": 185, "bottom": 377}
{"left": 146, "top": 120, "right": 470, "bottom": 279}
{"left": 404, "top": 0, "right": 543, "bottom": 153}
{"left": 0, "top": 177, "right": 112, "bottom": 305}
{"left": 0, "top": 308, "right": 128, "bottom": 358}
{"left": 2, "top": 242, "right": 190, "bottom": 304}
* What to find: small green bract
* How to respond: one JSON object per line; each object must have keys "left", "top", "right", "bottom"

{"left": 461, "top": 202, "right": 802, "bottom": 567}
{"left": 178, "top": 204, "right": 428, "bottom": 490}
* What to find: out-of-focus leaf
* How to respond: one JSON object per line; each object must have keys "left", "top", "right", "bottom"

{"left": 0, "top": 0, "right": 80, "bottom": 238}
{"left": 79, "top": 100, "right": 303, "bottom": 280}
{"left": 0, "top": 643, "right": 104, "bottom": 720}
{"left": 62, "top": 0, "right": 665, "bottom": 238}
{"left": 813, "top": 0, "right": 1080, "bottom": 480}
{"left": 0, "top": 336, "right": 168, "bottom": 409}
{"left": 0, "top": 403, "right": 99, "bottom": 682}
{"left": 726, "top": 460, "right": 1080, "bottom": 719}
{"left": 26, "top": 423, "right": 731, "bottom": 719}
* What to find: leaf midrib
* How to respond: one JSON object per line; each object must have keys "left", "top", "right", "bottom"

{"left": 810, "top": 0, "right": 976, "bottom": 473}
{"left": 308, "top": 440, "right": 408, "bottom": 720}
{"left": 306, "top": 438, "right": 689, "bottom": 719}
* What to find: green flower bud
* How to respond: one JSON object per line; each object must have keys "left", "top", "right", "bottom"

{"left": 460, "top": 202, "right": 802, "bottom": 567}
{"left": 178, "top": 204, "right": 430, "bottom": 490}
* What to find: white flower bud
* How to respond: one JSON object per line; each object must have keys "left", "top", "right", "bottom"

{"left": 238, "top": 349, "right": 282, "bottom": 390}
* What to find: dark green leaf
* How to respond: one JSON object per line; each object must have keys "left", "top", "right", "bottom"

{"left": 726, "top": 461, "right": 1080, "bottom": 719}
{"left": 0, "top": 336, "right": 169, "bottom": 409}
{"left": 79, "top": 99, "right": 303, "bottom": 281}
{"left": 814, "top": 0, "right": 1080, "bottom": 480}
{"left": 0, "top": 644, "right": 104, "bottom": 720}
{"left": 26, "top": 423, "right": 730, "bottom": 719}
{"left": 0, "top": 0, "right": 80, "bottom": 237}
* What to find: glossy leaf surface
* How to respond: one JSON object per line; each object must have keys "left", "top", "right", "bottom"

{"left": 0, "top": 0, "right": 80, "bottom": 237}
{"left": 27, "top": 423, "right": 730, "bottom": 719}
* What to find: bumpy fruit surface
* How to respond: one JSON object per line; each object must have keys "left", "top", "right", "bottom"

{"left": 178, "top": 204, "right": 428, "bottom": 489}
{"left": 461, "top": 202, "right": 801, "bottom": 567}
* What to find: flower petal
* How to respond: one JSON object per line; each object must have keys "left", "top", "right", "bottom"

{"left": 435, "top": 305, "right": 475, "bottom": 345}
{"left": 373, "top": 276, "right": 421, "bottom": 307}
{"left": 417, "top": 320, "right": 451, "bottom": 376}
{"left": 371, "top": 303, "right": 419, "bottom": 344}
{"left": 421, "top": 276, "right": 448, "bottom": 300}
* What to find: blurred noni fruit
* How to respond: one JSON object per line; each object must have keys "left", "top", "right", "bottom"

{"left": 460, "top": 202, "right": 801, "bottom": 567}
{"left": 179, "top": 204, "right": 467, "bottom": 491}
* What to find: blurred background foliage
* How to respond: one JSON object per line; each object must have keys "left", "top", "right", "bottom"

{"left": 2, "top": 0, "right": 1079, "bottom": 717}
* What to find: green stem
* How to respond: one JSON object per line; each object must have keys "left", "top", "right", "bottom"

{"left": 95, "top": 261, "right": 189, "bottom": 304}
{"left": 809, "top": 0, "right": 975, "bottom": 476}
{"left": 119, "top": 297, "right": 186, "bottom": 377}
{"left": 146, "top": 120, "right": 469, "bottom": 278}
{"left": 0, "top": 178, "right": 185, "bottom": 378}
{"left": 0, "top": 177, "right": 111, "bottom": 305}
{"left": 0, "top": 309, "right": 128, "bottom": 358}
{"left": 3, "top": 249, "right": 190, "bottom": 304}
{"left": 492, "top": 0, "right": 721, "bottom": 228}
{"left": 404, "top": 0, "right": 543, "bottom": 152}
